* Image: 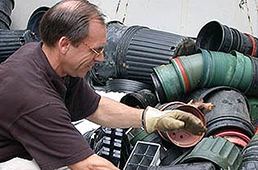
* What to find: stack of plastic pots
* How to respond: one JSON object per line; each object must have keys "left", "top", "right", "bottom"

{"left": 181, "top": 136, "right": 243, "bottom": 170}
{"left": 240, "top": 134, "right": 258, "bottom": 169}
{"left": 151, "top": 49, "right": 254, "bottom": 103}
{"left": 196, "top": 20, "right": 258, "bottom": 58}
{"left": 91, "top": 21, "right": 194, "bottom": 86}
{"left": 151, "top": 53, "right": 204, "bottom": 102}
{"left": 156, "top": 101, "right": 206, "bottom": 148}
{"left": 0, "top": 0, "right": 14, "bottom": 29}
{"left": 199, "top": 86, "right": 255, "bottom": 148}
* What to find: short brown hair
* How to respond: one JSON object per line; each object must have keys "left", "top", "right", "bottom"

{"left": 40, "top": 0, "right": 105, "bottom": 47}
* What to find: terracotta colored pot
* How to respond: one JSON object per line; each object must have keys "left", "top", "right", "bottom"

{"left": 157, "top": 101, "right": 206, "bottom": 148}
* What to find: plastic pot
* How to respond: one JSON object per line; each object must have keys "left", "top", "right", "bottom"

{"left": 200, "top": 86, "right": 255, "bottom": 138}
{"left": 196, "top": 20, "right": 258, "bottom": 57}
{"left": 157, "top": 101, "right": 206, "bottom": 148}
{"left": 196, "top": 21, "right": 234, "bottom": 53}
{"left": 181, "top": 136, "right": 243, "bottom": 170}
{"left": 214, "top": 129, "right": 251, "bottom": 148}
{"left": 170, "top": 53, "right": 204, "bottom": 93}
{"left": 27, "top": 6, "right": 50, "bottom": 39}
{"left": 120, "top": 89, "right": 158, "bottom": 109}
{"left": 152, "top": 64, "right": 183, "bottom": 102}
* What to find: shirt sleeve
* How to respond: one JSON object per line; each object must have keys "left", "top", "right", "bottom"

{"left": 10, "top": 103, "right": 94, "bottom": 170}
{"left": 65, "top": 77, "right": 101, "bottom": 121}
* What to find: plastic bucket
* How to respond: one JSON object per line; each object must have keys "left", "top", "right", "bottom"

{"left": 242, "top": 33, "right": 258, "bottom": 57}
{"left": 0, "top": 10, "right": 11, "bottom": 27}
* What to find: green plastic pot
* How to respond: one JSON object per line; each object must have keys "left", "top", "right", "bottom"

{"left": 171, "top": 53, "right": 204, "bottom": 92}
{"left": 181, "top": 136, "right": 242, "bottom": 170}
{"left": 153, "top": 64, "right": 183, "bottom": 101}
{"left": 230, "top": 51, "right": 253, "bottom": 92}
{"left": 207, "top": 51, "right": 237, "bottom": 87}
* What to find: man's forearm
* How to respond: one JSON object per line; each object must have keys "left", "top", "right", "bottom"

{"left": 87, "top": 96, "right": 143, "bottom": 128}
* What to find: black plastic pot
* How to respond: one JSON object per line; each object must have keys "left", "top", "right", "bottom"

{"left": 91, "top": 21, "right": 141, "bottom": 85}
{"left": 27, "top": 6, "right": 50, "bottom": 40}
{"left": 196, "top": 21, "right": 258, "bottom": 57}
{"left": 240, "top": 134, "right": 258, "bottom": 169}
{"left": 199, "top": 86, "right": 254, "bottom": 138}
{"left": 104, "top": 79, "right": 153, "bottom": 93}
{"left": 120, "top": 89, "right": 158, "bottom": 109}
{"left": 91, "top": 21, "right": 192, "bottom": 86}
{"left": 0, "top": 29, "right": 39, "bottom": 63}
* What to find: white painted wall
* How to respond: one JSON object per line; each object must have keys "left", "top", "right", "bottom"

{"left": 10, "top": 0, "right": 258, "bottom": 37}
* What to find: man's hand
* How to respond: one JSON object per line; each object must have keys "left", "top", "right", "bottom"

{"left": 69, "top": 154, "right": 119, "bottom": 170}
{"left": 142, "top": 106, "right": 206, "bottom": 135}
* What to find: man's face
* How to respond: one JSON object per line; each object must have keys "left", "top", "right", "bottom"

{"left": 63, "top": 19, "right": 107, "bottom": 78}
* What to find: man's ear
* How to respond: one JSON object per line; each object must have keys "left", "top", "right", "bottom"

{"left": 58, "top": 36, "right": 70, "bottom": 54}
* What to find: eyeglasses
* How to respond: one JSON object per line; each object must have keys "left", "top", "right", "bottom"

{"left": 84, "top": 42, "right": 104, "bottom": 57}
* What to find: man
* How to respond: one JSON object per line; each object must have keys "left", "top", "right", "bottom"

{"left": 0, "top": 0, "right": 206, "bottom": 169}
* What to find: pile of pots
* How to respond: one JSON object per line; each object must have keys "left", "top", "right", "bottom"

{"left": 85, "top": 21, "right": 258, "bottom": 169}
{"left": 151, "top": 49, "right": 258, "bottom": 102}
{"left": 2, "top": 4, "right": 258, "bottom": 169}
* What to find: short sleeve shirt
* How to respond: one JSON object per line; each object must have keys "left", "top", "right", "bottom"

{"left": 0, "top": 42, "right": 101, "bottom": 170}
